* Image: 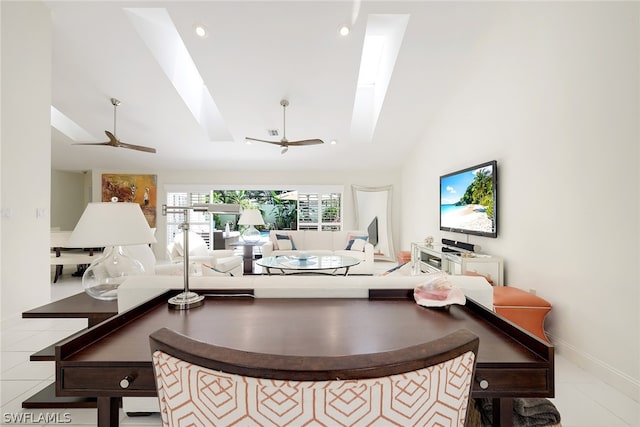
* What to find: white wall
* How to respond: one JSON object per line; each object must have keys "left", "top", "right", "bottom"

{"left": 399, "top": 2, "right": 639, "bottom": 400}
{"left": 51, "top": 170, "right": 86, "bottom": 230}
{"left": 0, "top": 1, "right": 52, "bottom": 319}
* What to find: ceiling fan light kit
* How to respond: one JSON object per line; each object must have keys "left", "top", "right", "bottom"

{"left": 73, "top": 97, "right": 157, "bottom": 153}
{"left": 245, "top": 99, "right": 324, "bottom": 154}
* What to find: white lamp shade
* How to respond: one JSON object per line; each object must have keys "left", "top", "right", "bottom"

{"left": 238, "top": 209, "right": 265, "bottom": 226}
{"left": 68, "top": 202, "right": 156, "bottom": 247}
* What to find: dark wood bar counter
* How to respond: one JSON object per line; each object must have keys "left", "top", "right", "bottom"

{"left": 56, "top": 289, "right": 553, "bottom": 427}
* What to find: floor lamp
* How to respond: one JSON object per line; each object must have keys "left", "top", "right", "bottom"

{"left": 163, "top": 203, "right": 241, "bottom": 309}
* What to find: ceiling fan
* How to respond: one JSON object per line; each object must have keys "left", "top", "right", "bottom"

{"left": 245, "top": 99, "right": 324, "bottom": 154}
{"left": 73, "top": 98, "right": 156, "bottom": 153}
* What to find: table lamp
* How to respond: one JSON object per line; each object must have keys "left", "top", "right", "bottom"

{"left": 68, "top": 202, "right": 156, "bottom": 301}
{"left": 238, "top": 209, "right": 265, "bottom": 242}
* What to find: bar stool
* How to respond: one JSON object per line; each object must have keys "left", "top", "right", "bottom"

{"left": 493, "top": 287, "right": 552, "bottom": 343}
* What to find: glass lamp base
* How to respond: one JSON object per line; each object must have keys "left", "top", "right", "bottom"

{"left": 243, "top": 225, "right": 261, "bottom": 243}
{"left": 82, "top": 246, "right": 145, "bottom": 301}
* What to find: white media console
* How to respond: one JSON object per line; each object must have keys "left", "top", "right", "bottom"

{"left": 411, "top": 242, "right": 504, "bottom": 286}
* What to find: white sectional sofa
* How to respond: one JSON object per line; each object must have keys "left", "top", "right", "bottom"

{"left": 121, "top": 243, "right": 243, "bottom": 278}
{"left": 261, "top": 230, "right": 374, "bottom": 275}
{"left": 117, "top": 272, "right": 493, "bottom": 414}
{"left": 160, "top": 232, "right": 243, "bottom": 276}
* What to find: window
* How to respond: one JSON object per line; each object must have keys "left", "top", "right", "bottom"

{"left": 298, "top": 192, "right": 342, "bottom": 231}
{"left": 166, "top": 191, "right": 213, "bottom": 247}
{"left": 166, "top": 187, "right": 343, "bottom": 249}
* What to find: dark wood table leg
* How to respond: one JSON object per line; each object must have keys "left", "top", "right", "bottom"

{"left": 97, "top": 396, "right": 119, "bottom": 427}
{"left": 492, "top": 397, "right": 513, "bottom": 427}
{"left": 54, "top": 265, "right": 63, "bottom": 283}
{"left": 243, "top": 245, "right": 254, "bottom": 274}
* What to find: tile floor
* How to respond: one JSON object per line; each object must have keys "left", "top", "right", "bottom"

{"left": 0, "top": 267, "right": 638, "bottom": 426}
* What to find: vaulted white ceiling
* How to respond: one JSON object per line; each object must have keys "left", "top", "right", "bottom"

{"left": 47, "top": 1, "right": 493, "bottom": 172}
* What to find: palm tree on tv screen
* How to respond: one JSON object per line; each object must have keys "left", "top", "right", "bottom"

{"left": 459, "top": 169, "right": 494, "bottom": 219}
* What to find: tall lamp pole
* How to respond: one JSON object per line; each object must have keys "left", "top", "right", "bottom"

{"left": 162, "top": 203, "right": 241, "bottom": 309}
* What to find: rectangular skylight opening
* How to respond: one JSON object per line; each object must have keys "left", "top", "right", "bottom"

{"left": 125, "top": 8, "right": 231, "bottom": 141}
{"left": 350, "top": 14, "right": 409, "bottom": 144}
{"left": 358, "top": 36, "right": 385, "bottom": 87}
{"left": 50, "top": 106, "right": 97, "bottom": 141}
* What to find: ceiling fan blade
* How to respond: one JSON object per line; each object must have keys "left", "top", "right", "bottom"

{"left": 106, "top": 131, "right": 155, "bottom": 152}
{"left": 104, "top": 130, "right": 118, "bottom": 144}
{"left": 73, "top": 130, "right": 119, "bottom": 147}
{"left": 287, "top": 139, "right": 324, "bottom": 146}
{"left": 246, "top": 101, "right": 323, "bottom": 148}
{"left": 115, "top": 141, "right": 157, "bottom": 153}
{"left": 73, "top": 99, "right": 155, "bottom": 153}
{"left": 245, "top": 137, "right": 284, "bottom": 146}
{"left": 72, "top": 142, "right": 113, "bottom": 147}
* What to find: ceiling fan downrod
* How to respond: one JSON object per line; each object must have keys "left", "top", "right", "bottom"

{"left": 111, "top": 98, "right": 121, "bottom": 138}
{"left": 280, "top": 99, "right": 289, "bottom": 143}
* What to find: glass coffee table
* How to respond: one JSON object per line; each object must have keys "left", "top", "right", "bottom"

{"left": 257, "top": 254, "right": 361, "bottom": 276}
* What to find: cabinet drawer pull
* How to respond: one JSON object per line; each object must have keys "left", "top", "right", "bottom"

{"left": 476, "top": 377, "right": 489, "bottom": 389}
{"left": 120, "top": 375, "right": 136, "bottom": 389}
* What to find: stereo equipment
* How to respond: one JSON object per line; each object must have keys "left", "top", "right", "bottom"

{"left": 441, "top": 247, "right": 461, "bottom": 254}
{"left": 441, "top": 238, "right": 480, "bottom": 253}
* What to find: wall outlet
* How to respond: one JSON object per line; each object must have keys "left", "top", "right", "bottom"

{"left": 529, "top": 288, "right": 536, "bottom": 295}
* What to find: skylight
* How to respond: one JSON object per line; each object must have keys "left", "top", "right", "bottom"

{"left": 357, "top": 36, "right": 385, "bottom": 86}
{"left": 124, "top": 8, "right": 231, "bottom": 141}
{"left": 50, "top": 106, "right": 96, "bottom": 141}
{"left": 350, "top": 14, "right": 409, "bottom": 144}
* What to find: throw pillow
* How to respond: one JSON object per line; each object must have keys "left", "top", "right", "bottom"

{"left": 348, "top": 238, "right": 366, "bottom": 252}
{"left": 277, "top": 239, "right": 293, "bottom": 250}
{"left": 276, "top": 233, "right": 297, "bottom": 250}
{"left": 345, "top": 235, "right": 367, "bottom": 250}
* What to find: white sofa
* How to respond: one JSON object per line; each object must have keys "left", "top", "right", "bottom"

{"left": 117, "top": 272, "right": 493, "bottom": 414}
{"left": 262, "top": 230, "right": 374, "bottom": 275}
{"left": 124, "top": 242, "right": 243, "bottom": 277}
{"left": 163, "top": 232, "right": 243, "bottom": 276}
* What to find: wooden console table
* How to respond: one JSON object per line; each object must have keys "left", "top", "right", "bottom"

{"left": 21, "top": 292, "right": 118, "bottom": 408}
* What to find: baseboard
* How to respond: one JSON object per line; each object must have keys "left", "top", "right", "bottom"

{"left": 548, "top": 331, "right": 640, "bottom": 403}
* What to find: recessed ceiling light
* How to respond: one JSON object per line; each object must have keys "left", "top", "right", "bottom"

{"left": 194, "top": 24, "right": 208, "bottom": 38}
{"left": 338, "top": 25, "right": 350, "bottom": 36}
{"left": 330, "top": 140, "right": 338, "bottom": 145}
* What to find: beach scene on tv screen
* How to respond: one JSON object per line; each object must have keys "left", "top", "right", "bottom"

{"left": 441, "top": 164, "right": 495, "bottom": 234}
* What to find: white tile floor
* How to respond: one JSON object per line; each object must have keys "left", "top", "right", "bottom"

{"left": 0, "top": 267, "right": 638, "bottom": 426}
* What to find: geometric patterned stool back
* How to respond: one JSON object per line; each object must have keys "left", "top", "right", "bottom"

{"left": 150, "top": 328, "right": 479, "bottom": 427}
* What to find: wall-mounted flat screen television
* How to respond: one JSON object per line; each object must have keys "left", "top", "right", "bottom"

{"left": 440, "top": 160, "right": 497, "bottom": 238}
